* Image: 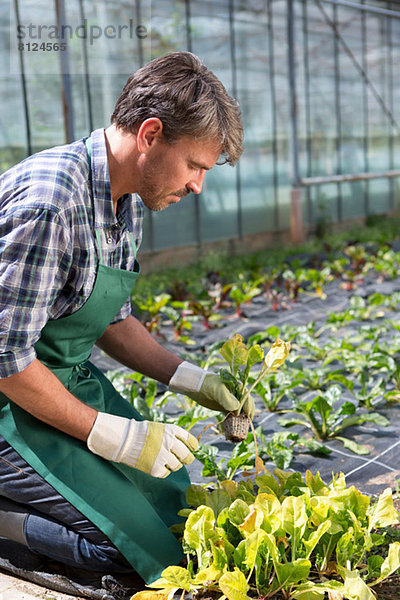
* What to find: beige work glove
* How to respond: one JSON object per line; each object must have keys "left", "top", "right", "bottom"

{"left": 169, "top": 361, "right": 255, "bottom": 419}
{"left": 87, "top": 412, "right": 198, "bottom": 478}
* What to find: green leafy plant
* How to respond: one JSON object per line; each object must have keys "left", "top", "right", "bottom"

{"left": 219, "top": 334, "right": 291, "bottom": 417}
{"left": 134, "top": 293, "right": 171, "bottom": 335}
{"left": 278, "top": 384, "right": 390, "bottom": 455}
{"left": 252, "top": 369, "right": 302, "bottom": 412}
{"left": 132, "top": 470, "right": 400, "bottom": 600}
{"left": 228, "top": 275, "right": 264, "bottom": 318}
{"left": 161, "top": 301, "right": 194, "bottom": 343}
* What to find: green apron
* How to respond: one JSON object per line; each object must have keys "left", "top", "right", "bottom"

{"left": 0, "top": 139, "right": 189, "bottom": 583}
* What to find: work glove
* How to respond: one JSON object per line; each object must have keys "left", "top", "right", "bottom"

{"left": 169, "top": 361, "right": 255, "bottom": 419}
{"left": 87, "top": 412, "right": 198, "bottom": 478}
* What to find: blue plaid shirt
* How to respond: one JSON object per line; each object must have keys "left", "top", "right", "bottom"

{"left": 0, "top": 128, "right": 144, "bottom": 378}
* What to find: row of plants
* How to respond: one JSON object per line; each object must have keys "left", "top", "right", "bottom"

{"left": 132, "top": 224, "right": 400, "bottom": 342}
{"left": 132, "top": 470, "right": 400, "bottom": 600}
{"left": 111, "top": 287, "right": 400, "bottom": 479}
{"left": 120, "top": 218, "right": 400, "bottom": 599}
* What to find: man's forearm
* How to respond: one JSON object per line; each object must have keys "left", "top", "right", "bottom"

{"left": 96, "top": 315, "right": 182, "bottom": 385}
{"left": 0, "top": 359, "right": 97, "bottom": 441}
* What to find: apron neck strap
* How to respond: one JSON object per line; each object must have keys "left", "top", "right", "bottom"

{"left": 85, "top": 137, "right": 138, "bottom": 266}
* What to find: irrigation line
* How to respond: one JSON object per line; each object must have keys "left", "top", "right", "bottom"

{"left": 344, "top": 439, "right": 400, "bottom": 477}
{"left": 329, "top": 444, "right": 398, "bottom": 473}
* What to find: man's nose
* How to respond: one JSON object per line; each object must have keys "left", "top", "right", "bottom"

{"left": 187, "top": 170, "right": 206, "bottom": 195}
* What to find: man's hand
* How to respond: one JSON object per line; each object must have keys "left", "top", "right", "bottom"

{"left": 169, "top": 362, "right": 255, "bottom": 419}
{"left": 87, "top": 413, "right": 199, "bottom": 478}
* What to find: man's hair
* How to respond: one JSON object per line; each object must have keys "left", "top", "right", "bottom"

{"left": 111, "top": 51, "right": 243, "bottom": 166}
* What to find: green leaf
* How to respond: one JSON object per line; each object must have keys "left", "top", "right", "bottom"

{"left": 255, "top": 472, "right": 280, "bottom": 496}
{"left": 207, "top": 489, "right": 232, "bottom": 518}
{"left": 228, "top": 499, "right": 251, "bottom": 526}
{"left": 281, "top": 496, "right": 308, "bottom": 540}
{"left": 266, "top": 440, "right": 293, "bottom": 469}
{"left": 373, "top": 542, "right": 400, "bottom": 584}
{"left": 305, "top": 470, "right": 327, "bottom": 494}
{"left": 291, "top": 580, "right": 345, "bottom": 599}
{"left": 336, "top": 528, "right": 355, "bottom": 568}
{"left": 274, "top": 559, "right": 311, "bottom": 588}
{"left": 247, "top": 344, "right": 264, "bottom": 369}
{"left": 219, "top": 569, "right": 250, "bottom": 600}
{"left": 242, "top": 529, "right": 268, "bottom": 572}
{"left": 186, "top": 484, "right": 208, "bottom": 508}
{"left": 367, "top": 555, "right": 384, "bottom": 579}
{"left": 363, "top": 412, "right": 390, "bottom": 427}
{"left": 303, "top": 520, "right": 332, "bottom": 559}
{"left": 368, "top": 488, "right": 399, "bottom": 531}
{"left": 339, "top": 567, "right": 376, "bottom": 600}
{"left": 183, "top": 506, "right": 218, "bottom": 568}
{"left": 337, "top": 436, "right": 370, "bottom": 455}
{"left": 220, "top": 334, "right": 248, "bottom": 377}
{"left": 254, "top": 493, "right": 282, "bottom": 534}
{"left": 151, "top": 566, "right": 192, "bottom": 592}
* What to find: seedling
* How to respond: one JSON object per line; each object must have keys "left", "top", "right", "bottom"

{"left": 218, "top": 334, "right": 290, "bottom": 441}
{"left": 134, "top": 292, "right": 171, "bottom": 335}
{"left": 228, "top": 274, "right": 263, "bottom": 317}
{"left": 278, "top": 384, "right": 389, "bottom": 454}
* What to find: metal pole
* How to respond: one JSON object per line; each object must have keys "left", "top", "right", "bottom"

{"left": 136, "top": 0, "right": 154, "bottom": 252}
{"left": 55, "top": 0, "right": 75, "bottom": 143}
{"left": 319, "top": 0, "right": 400, "bottom": 19}
{"left": 14, "top": 0, "right": 32, "bottom": 156}
{"left": 78, "top": 0, "right": 93, "bottom": 133}
{"left": 136, "top": 0, "right": 144, "bottom": 68}
{"left": 361, "top": 0, "right": 369, "bottom": 216}
{"left": 301, "top": 169, "right": 400, "bottom": 186}
{"left": 333, "top": 2, "right": 342, "bottom": 221}
{"left": 229, "top": 0, "right": 243, "bottom": 241}
{"left": 301, "top": 0, "right": 312, "bottom": 226}
{"left": 267, "top": 0, "right": 279, "bottom": 230}
{"left": 185, "top": 0, "right": 202, "bottom": 249}
{"left": 287, "top": 0, "right": 303, "bottom": 243}
{"left": 387, "top": 2, "right": 395, "bottom": 210}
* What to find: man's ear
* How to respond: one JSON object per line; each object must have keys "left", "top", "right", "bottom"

{"left": 136, "top": 118, "right": 163, "bottom": 154}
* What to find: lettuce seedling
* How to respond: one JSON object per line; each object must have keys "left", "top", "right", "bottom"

{"left": 219, "top": 334, "right": 291, "bottom": 417}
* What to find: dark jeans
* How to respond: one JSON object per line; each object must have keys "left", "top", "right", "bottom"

{"left": 0, "top": 434, "right": 132, "bottom": 573}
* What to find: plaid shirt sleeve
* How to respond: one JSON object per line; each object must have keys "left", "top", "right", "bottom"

{"left": 0, "top": 202, "right": 72, "bottom": 378}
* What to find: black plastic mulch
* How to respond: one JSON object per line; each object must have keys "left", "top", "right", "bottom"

{"left": 100, "top": 272, "right": 400, "bottom": 497}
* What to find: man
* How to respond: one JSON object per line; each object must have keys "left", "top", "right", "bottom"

{"left": 0, "top": 51, "right": 253, "bottom": 584}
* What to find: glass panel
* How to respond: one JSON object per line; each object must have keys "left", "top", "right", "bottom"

{"left": 272, "top": 0, "right": 291, "bottom": 230}
{"left": 139, "top": 0, "right": 199, "bottom": 250}
{"left": 365, "top": 5, "right": 390, "bottom": 214}
{"left": 338, "top": 4, "right": 366, "bottom": 219}
{"left": 191, "top": 0, "right": 239, "bottom": 243}
{"left": 233, "top": 1, "right": 276, "bottom": 235}
{"left": 13, "top": 0, "right": 64, "bottom": 152}
{"left": 0, "top": 3, "right": 28, "bottom": 172}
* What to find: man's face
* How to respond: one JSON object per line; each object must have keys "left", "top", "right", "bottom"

{"left": 138, "top": 136, "right": 222, "bottom": 212}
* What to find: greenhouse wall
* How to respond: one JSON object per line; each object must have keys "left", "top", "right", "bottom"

{"left": 1, "top": 0, "right": 400, "bottom": 257}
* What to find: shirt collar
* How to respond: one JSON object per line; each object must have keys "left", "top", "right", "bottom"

{"left": 88, "top": 128, "right": 144, "bottom": 231}
{"left": 89, "top": 128, "right": 118, "bottom": 229}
